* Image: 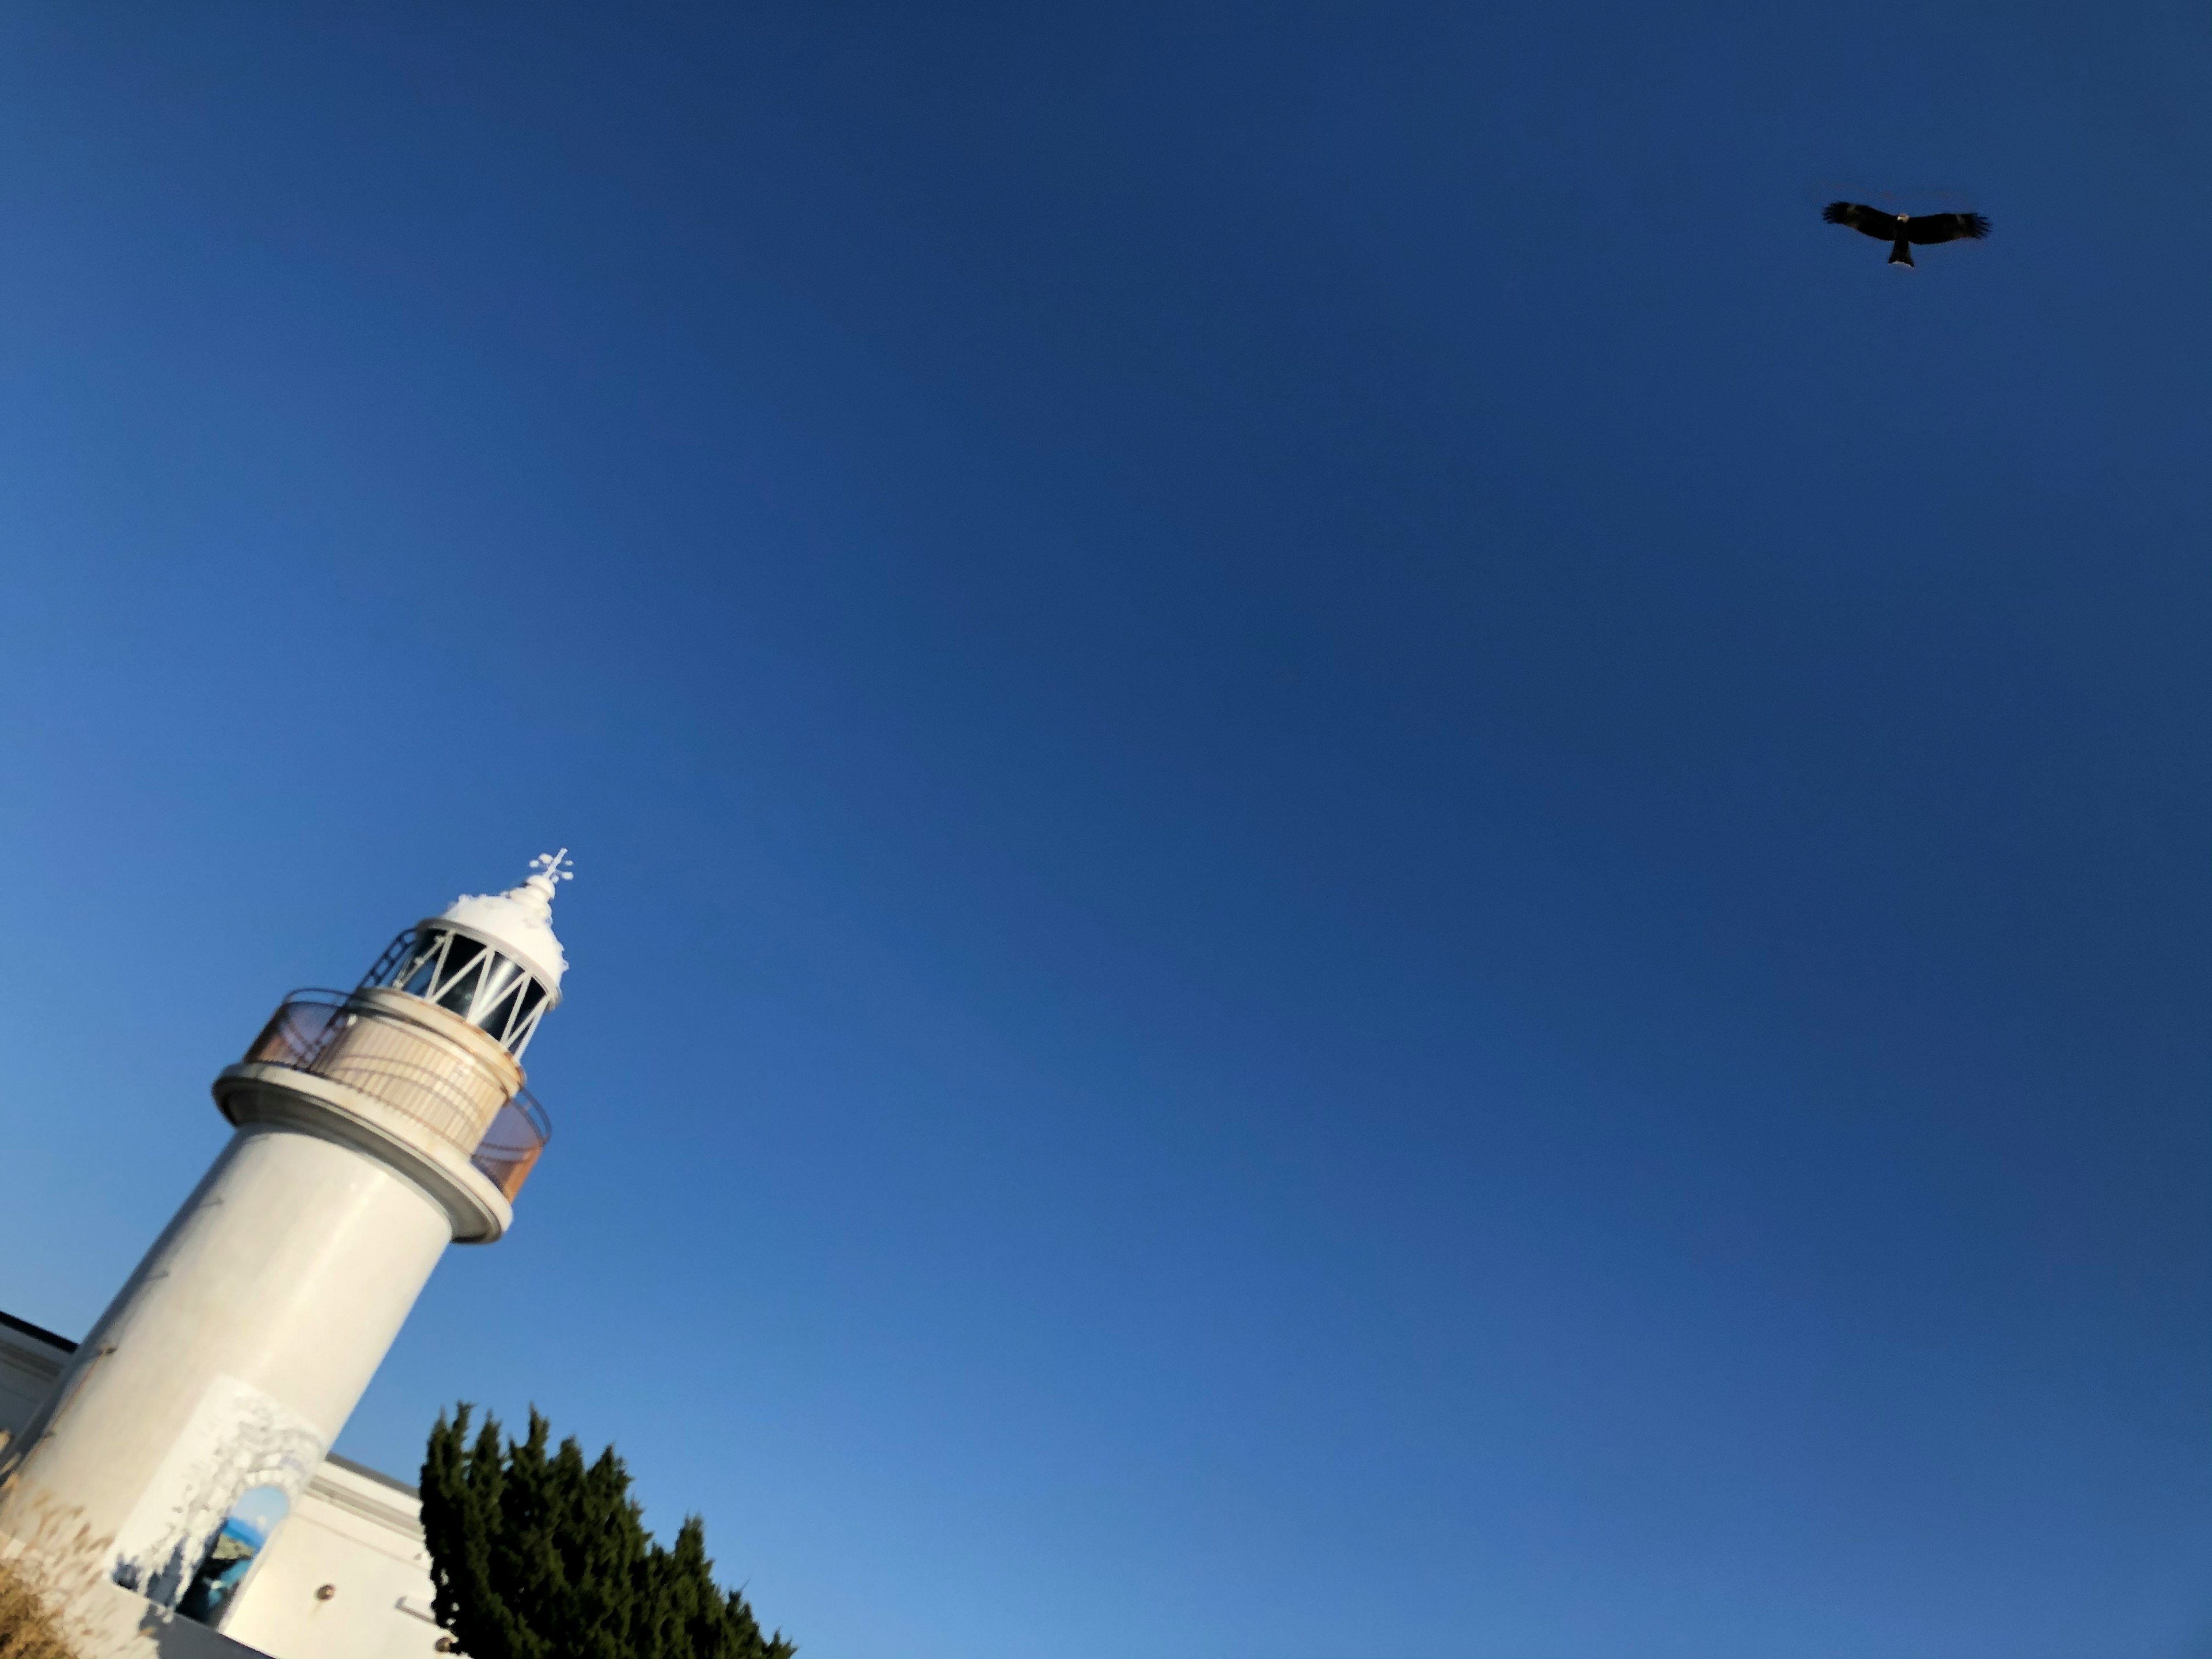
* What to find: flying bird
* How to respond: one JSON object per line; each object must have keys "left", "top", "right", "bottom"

{"left": 1822, "top": 201, "right": 1990, "bottom": 266}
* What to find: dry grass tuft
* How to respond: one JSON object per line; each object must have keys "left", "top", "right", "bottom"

{"left": 0, "top": 1554, "right": 79, "bottom": 1659}
{"left": 0, "top": 1475, "right": 101, "bottom": 1659}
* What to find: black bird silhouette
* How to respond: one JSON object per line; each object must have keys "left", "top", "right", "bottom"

{"left": 1823, "top": 201, "right": 1990, "bottom": 266}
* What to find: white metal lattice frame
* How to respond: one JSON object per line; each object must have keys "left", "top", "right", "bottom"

{"left": 378, "top": 928, "right": 554, "bottom": 1056}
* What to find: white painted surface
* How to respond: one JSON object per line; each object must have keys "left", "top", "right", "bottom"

{"left": 66, "top": 1575, "right": 267, "bottom": 1659}
{"left": 219, "top": 1459, "right": 445, "bottom": 1659}
{"left": 2, "top": 1315, "right": 450, "bottom": 1659}
{"left": 438, "top": 853, "right": 571, "bottom": 991}
{"left": 214, "top": 1059, "right": 513, "bottom": 1244}
{"left": 0, "top": 1127, "right": 450, "bottom": 1605}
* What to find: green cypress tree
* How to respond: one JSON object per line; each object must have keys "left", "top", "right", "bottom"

{"left": 422, "top": 1405, "right": 794, "bottom": 1659}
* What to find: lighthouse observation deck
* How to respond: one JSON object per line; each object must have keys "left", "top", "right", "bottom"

{"left": 243, "top": 991, "right": 554, "bottom": 1199}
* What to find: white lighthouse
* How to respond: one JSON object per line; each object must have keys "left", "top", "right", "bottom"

{"left": 0, "top": 854, "right": 573, "bottom": 1631}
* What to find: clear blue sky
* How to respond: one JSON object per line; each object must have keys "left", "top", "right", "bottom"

{"left": 1, "top": 6, "right": 2209, "bottom": 1656}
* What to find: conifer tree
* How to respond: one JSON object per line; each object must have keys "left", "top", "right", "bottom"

{"left": 421, "top": 1405, "right": 795, "bottom": 1659}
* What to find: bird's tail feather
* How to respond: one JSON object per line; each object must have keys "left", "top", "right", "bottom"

{"left": 1888, "top": 241, "right": 1914, "bottom": 267}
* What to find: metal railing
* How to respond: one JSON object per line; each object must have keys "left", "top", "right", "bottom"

{"left": 243, "top": 991, "right": 553, "bottom": 1201}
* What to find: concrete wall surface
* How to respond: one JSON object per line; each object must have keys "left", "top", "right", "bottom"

{"left": 69, "top": 1577, "right": 270, "bottom": 1659}
{"left": 1, "top": 1313, "right": 446, "bottom": 1659}
{"left": 217, "top": 1458, "right": 446, "bottom": 1659}
{"left": 2, "top": 1128, "right": 453, "bottom": 1599}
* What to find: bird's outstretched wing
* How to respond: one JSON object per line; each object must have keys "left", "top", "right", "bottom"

{"left": 1823, "top": 200, "right": 1901, "bottom": 239}
{"left": 1904, "top": 211, "right": 1991, "bottom": 244}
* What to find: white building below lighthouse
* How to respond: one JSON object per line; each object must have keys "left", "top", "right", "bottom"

{"left": 2, "top": 1313, "right": 444, "bottom": 1659}
{"left": 0, "top": 857, "right": 578, "bottom": 1659}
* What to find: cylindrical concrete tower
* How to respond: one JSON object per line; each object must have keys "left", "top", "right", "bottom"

{"left": 0, "top": 854, "right": 573, "bottom": 1629}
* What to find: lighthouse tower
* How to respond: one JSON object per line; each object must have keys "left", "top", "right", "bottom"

{"left": 0, "top": 855, "right": 572, "bottom": 1627}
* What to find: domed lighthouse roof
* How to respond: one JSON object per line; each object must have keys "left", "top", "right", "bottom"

{"left": 437, "top": 850, "right": 573, "bottom": 995}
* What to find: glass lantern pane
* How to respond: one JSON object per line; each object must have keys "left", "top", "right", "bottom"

{"left": 434, "top": 940, "right": 486, "bottom": 1016}
{"left": 399, "top": 933, "right": 445, "bottom": 997}
{"left": 474, "top": 959, "right": 527, "bottom": 1036}
{"left": 507, "top": 979, "right": 547, "bottom": 1044}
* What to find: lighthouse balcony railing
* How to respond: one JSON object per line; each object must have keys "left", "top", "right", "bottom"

{"left": 242, "top": 991, "right": 553, "bottom": 1201}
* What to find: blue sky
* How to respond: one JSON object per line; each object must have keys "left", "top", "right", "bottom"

{"left": 2, "top": 5, "right": 2211, "bottom": 1656}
